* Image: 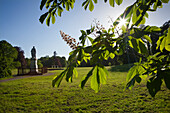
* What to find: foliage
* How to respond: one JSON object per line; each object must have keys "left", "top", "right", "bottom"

{"left": 39, "top": 0, "right": 170, "bottom": 97}
{"left": 0, "top": 67, "right": 170, "bottom": 112}
{"left": 39, "top": 55, "right": 66, "bottom": 68}
{"left": 25, "top": 58, "right": 31, "bottom": 68}
{"left": 37, "top": 60, "right": 43, "bottom": 68}
{"left": 0, "top": 40, "right": 18, "bottom": 78}
{"left": 14, "top": 46, "right": 27, "bottom": 68}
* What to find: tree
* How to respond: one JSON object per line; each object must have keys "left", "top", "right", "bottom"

{"left": 39, "top": 0, "right": 170, "bottom": 97}
{"left": 0, "top": 40, "right": 18, "bottom": 78}
{"left": 39, "top": 55, "right": 66, "bottom": 68}
{"left": 14, "top": 46, "right": 27, "bottom": 68}
{"left": 25, "top": 58, "right": 31, "bottom": 68}
{"left": 37, "top": 60, "right": 43, "bottom": 68}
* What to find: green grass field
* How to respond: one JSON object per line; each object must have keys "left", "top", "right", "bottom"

{"left": 0, "top": 66, "right": 169, "bottom": 113}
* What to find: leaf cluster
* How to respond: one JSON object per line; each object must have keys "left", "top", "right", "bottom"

{"left": 39, "top": 0, "right": 75, "bottom": 26}
{"left": 40, "top": 0, "right": 170, "bottom": 97}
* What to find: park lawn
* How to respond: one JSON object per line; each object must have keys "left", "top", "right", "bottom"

{"left": 0, "top": 66, "right": 169, "bottom": 113}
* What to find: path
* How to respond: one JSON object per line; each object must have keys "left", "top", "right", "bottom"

{"left": 0, "top": 72, "right": 56, "bottom": 83}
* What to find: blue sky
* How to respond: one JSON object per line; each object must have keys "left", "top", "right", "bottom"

{"left": 0, "top": 0, "right": 170, "bottom": 59}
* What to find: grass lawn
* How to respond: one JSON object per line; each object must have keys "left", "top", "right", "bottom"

{"left": 0, "top": 66, "right": 169, "bottom": 113}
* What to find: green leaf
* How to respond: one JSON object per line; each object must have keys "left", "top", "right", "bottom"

{"left": 80, "top": 67, "right": 95, "bottom": 89}
{"left": 58, "top": 6, "right": 63, "bottom": 17}
{"left": 52, "top": 70, "right": 67, "bottom": 87}
{"left": 138, "top": 40, "right": 148, "bottom": 55}
{"left": 115, "top": 0, "right": 123, "bottom": 5}
{"left": 161, "top": 0, "right": 169, "bottom": 3}
{"left": 88, "top": 36, "right": 94, "bottom": 44}
{"left": 110, "top": 53, "right": 115, "bottom": 59}
{"left": 45, "top": 1, "right": 50, "bottom": 8}
{"left": 102, "top": 29, "right": 107, "bottom": 33}
{"left": 126, "top": 63, "right": 146, "bottom": 90}
{"left": 65, "top": 66, "right": 74, "bottom": 82}
{"left": 51, "top": 13, "right": 55, "bottom": 24}
{"left": 46, "top": 13, "right": 51, "bottom": 26}
{"left": 160, "top": 36, "right": 166, "bottom": 51}
{"left": 115, "top": 47, "right": 123, "bottom": 55}
{"left": 143, "top": 35, "right": 152, "bottom": 43}
{"left": 91, "top": 66, "right": 100, "bottom": 93}
{"left": 65, "top": 2, "right": 70, "bottom": 11}
{"left": 84, "top": 0, "right": 90, "bottom": 10}
{"left": 109, "top": 0, "right": 114, "bottom": 7}
{"left": 83, "top": 54, "right": 90, "bottom": 63}
{"left": 68, "top": 49, "right": 77, "bottom": 61}
{"left": 46, "top": 0, "right": 53, "bottom": 9}
{"left": 70, "top": 2, "right": 74, "bottom": 9}
{"left": 133, "top": 28, "right": 145, "bottom": 38}
{"left": 69, "top": 50, "right": 75, "bottom": 55}
{"left": 73, "top": 68, "right": 78, "bottom": 78}
{"left": 163, "top": 70, "right": 170, "bottom": 89}
{"left": 77, "top": 49, "right": 83, "bottom": 61}
{"left": 104, "top": 50, "right": 110, "bottom": 60}
{"left": 142, "top": 0, "right": 146, "bottom": 5}
{"left": 40, "top": 0, "right": 47, "bottom": 10}
{"left": 98, "top": 66, "right": 107, "bottom": 84}
{"left": 39, "top": 12, "right": 48, "bottom": 24}
{"left": 121, "top": 25, "right": 126, "bottom": 33}
{"left": 86, "top": 30, "right": 91, "bottom": 35}
{"left": 91, "top": 26, "right": 95, "bottom": 32}
{"left": 82, "top": 0, "right": 88, "bottom": 6}
{"left": 165, "top": 28, "right": 170, "bottom": 51}
{"left": 145, "top": 12, "right": 149, "bottom": 18}
{"left": 124, "top": 5, "right": 133, "bottom": 18}
{"left": 135, "top": 76, "right": 141, "bottom": 83}
{"left": 89, "top": 0, "right": 94, "bottom": 11}
{"left": 156, "top": 36, "right": 164, "bottom": 50}
{"left": 130, "top": 38, "right": 139, "bottom": 52}
{"left": 151, "top": 26, "right": 162, "bottom": 32}
{"left": 132, "top": 5, "right": 137, "bottom": 24}
{"left": 80, "top": 30, "right": 86, "bottom": 35}
{"left": 126, "top": 75, "right": 136, "bottom": 90}
{"left": 84, "top": 46, "right": 93, "bottom": 53}
{"left": 103, "top": 66, "right": 109, "bottom": 76}
{"left": 139, "top": 16, "right": 146, "bottom": 25}
{"left": 147, "top": 75, "right": 163, "bottom": 97}
{"left": 126, "top": 65, "right": 137, "bottom": 82}
{"left": 93, "top": 0, "right": 97, "bottom": 3}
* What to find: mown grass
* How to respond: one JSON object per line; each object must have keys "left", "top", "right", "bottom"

{"left": 0, "top": 66, "right": 169, "bottom": 113}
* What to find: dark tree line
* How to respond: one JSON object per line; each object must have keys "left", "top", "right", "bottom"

{"left": 39, "top": 56, "right": 66, "bottom": 68}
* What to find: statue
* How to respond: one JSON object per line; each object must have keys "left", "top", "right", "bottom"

{"left": 29, "top": 46, "right": 39, "bottom": 74}
{"left": 31, "top": 46, "right": 36, "bottom": 59}
{"left": 54, "top": 51, "right": 57, "bottom": 57}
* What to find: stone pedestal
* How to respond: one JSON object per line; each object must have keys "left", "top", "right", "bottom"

{"left": 29, "top": 58, "right": 39, "bottom": 74}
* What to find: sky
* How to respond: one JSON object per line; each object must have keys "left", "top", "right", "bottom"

{"left": 0, "top": 0, "right": 170, "bottom": 59}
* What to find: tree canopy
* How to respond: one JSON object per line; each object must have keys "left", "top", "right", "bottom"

{"left": 0, "top": 40, "right": 18, "bottom": 78}
{"left": 14, "top": 46, "right": 27, "bottom": 68}
{"left": 39, "top": 0, "right": 170, "bottom": 97}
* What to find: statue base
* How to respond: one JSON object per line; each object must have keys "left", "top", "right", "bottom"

{"left": 29, "top": 58, "right": 40, "bottom": 75}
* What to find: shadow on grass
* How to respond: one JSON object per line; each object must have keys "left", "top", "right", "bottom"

{"left": 109, "top": 64, "right": 134, "bottom": 72}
